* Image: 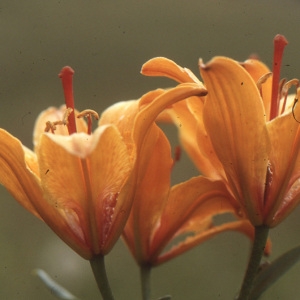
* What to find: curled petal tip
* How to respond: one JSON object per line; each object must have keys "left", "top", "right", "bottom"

{"left": 58, "top": 66, "right": 75, "bottom": 78}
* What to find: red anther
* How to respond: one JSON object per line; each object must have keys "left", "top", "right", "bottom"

{"left": 269, "top": 34, "right": 288, "bottom": 120}
{"left": 59, "top": 66, "right": 77, "bottom": 134}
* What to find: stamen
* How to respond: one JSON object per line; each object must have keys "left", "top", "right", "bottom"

{"left": 280, "top": 79, "right": 299, "bottom": 114}
{"left": 292, "top": 88, "right": 300, "bottom": 123}
{"left": 62, "top": 108, "right": 74, "bottom": 125}
{"left": 44, "top": 108, "right": 73, "bottom": 133}
{"left": 270, "top": 34, "right": 288, "bottom": 120}
{"left": 58, "top": 66, "right": 77, "bottom": 134}
{"left": 278, "top": 78, "right": 287, "bottom": 97}
{"left": 256, "top": 72, "right": 272, "bottom": 98}
{"left": 77, "top": 109, "right": 99, "bottom": 135}
{"left": 44, "top": 121, "right": 57, "bottom": 133}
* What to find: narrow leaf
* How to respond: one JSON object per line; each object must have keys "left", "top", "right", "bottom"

{"left": 249, "top": 244, "right": 300, "bottom": 300}
{"left": 33, "top": 268, "right": 80, "bottom": 300}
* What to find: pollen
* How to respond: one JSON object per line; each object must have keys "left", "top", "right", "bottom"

{"left": 44, "top": 107, "right": 73, "bottom": 133}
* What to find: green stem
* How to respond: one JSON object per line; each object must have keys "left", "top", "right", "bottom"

{"left": 140, "top": 264, "right": 152, "bottom": 300}
{"left": 237, "top": 225, "right": 269, "bottom": 300}
{"left": 90, "top": 255, "right": 115, "bottom": 300}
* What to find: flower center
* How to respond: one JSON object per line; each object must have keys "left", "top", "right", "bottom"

{"left": 45, "top": 66, "right": 99, "bottom": 135}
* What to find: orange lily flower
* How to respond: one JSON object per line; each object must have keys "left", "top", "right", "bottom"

{"left": 0, "top": 67, "right": 206, "bottom": 259}
{"left": 141, "top": 35, "right": 300, "bottom": 228}
{"left": 100, "top": 89, "right": 270, "bottom": 267}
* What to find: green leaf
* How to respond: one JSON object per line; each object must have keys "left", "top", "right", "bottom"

{"left": 249, "top": 244, "right": 300, "bottom": 300}
{"left": 32, "top": 269, "right": 80, "bottom": 300}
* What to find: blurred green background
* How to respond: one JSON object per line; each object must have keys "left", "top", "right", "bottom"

{"left": 1, "top": 1, "right": 300, "bottom": 299}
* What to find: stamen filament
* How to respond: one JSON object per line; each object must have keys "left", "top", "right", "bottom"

{"left": 280, "top": 79, "right": 299, "bottom": 114}
{"left": 44, "top": 108, "right": 73, "bottom": 134}
{"left": 292, "top": 88, "right": 300, "bottom": 123}
{"left": 270, "top": 34, "right": 288, "bottom": 120}
{"left": 256, "top": 72, "right": 272, "bottom": 99}
{"left": 59, "top": 66, "right": 77, "bottom": 134}
{"left": 77, "top": 109, "right": 100, "bottom": 135}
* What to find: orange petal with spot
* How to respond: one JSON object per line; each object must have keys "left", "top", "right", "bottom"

{"left": 38, "top": 125, "right": 133, "bottom": 255}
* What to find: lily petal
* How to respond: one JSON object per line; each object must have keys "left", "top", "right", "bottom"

{"left": 33, "top": 105, "right": 88, "bottom": 148}
{"left": 134, "top": 83, "right": 207, "bottom": 153}
{"left": 185, "top": 96, "right": 226, "bottom": 179}
{"left": 0, "top": 129, "right": 94, "bottom": 258}
{"left": 100, "top": 84, "right": 208, "bottom": 189}
{"left": 123, "top": 126, "right": 172, "bottom": 262}
{"left": 200, "top": 57, "right": 271, "bottom": 225}
{"left": 141, "top": 57, "right": 201, "bottom": 84}
{"left": 37, "top": 125, "right": 133, "bottom": 255}
{"left": 87, "top": 126, "right": 133, "bottom": 254}
{"left": 264, "top": 109, "right": 300, "bottom": 226}
{"left": 156, "top": 220, "right": 260, "bottom": 266}
{"left": 0, "top": 129, "right": 42, "bottom": 219}
{"left": 99, "top": 100, "right": 138, "bottom": 161}
{"left": 242, "top": 59, "right": 272, "bottom": 119}
{"left": 149, "top": 176, "right": 239, "bottom": 264}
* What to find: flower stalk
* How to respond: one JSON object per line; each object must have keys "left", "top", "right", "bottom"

{"left": 140, "top": 264, "right": 152, "bottom": 300}
{"left": 90, "top": 255, "right": 115, "bottom": 300}
{"left": 237, "top": 225, "right": 269, "bottom": 300}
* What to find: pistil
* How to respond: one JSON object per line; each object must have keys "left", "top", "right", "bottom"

{"left": 269, "top": 34, "right": 288, "bottom": 120}
{"left": 59, "top": 66, "right": 77, "bottom": 134}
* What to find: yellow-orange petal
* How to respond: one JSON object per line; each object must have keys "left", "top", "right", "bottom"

{"left": 123, "top": 126, "right": 173, "bottom": 262}
{"left": 23, "top": 145, "right": 40, "bottom": 178}
{"left": 100, "top": 84, "right": 207, "bottom": 165}
{"left": 264, "top": 110, "right": 300, "bottom": 226}
{"left": 0, "top": 129, "right": 42, "bottom": 219}
{"left": 242, "top": 59, "right": 272, "bottom": 120}
{"left": 200, "top": 57, "right": 271, "bottom": 226}
{"left": 86, "top": 125, "right": 133, "bottom": 254}
{"left": 99, "top": 100, "right": 138, "bottom": 160}
{"left": 0, "top": 132, "right": 93, "bottom": 259}
{"left": 167, "top": 96, "right": 226, "bottom": 180}
{"left": 141, "top": 57, "right": 201, "bottom": 84}
{"left": 134, "top": 83, "right": 207, "bottom": 154}
{"left": 149, "top": 176, "right": 238, "bottom": 263}
{"left": 38, "top": 125, "right": 133, "bottom": 255}
{"left": 156, "top": 219, "right": 271, "bottom": 265}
